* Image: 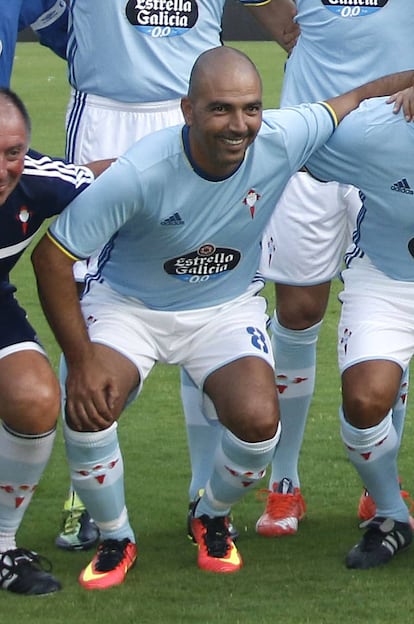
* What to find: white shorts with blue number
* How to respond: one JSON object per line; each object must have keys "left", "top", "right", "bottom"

{"left": 79, "top": 279, "right": 274, "bottom": 396}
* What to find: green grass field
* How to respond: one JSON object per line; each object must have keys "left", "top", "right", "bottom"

{"left": 7, "top": 42, "right": 414, "bottom": 623}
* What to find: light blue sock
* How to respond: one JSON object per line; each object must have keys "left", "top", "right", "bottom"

{"left": 180, "top": 368, "right": 224, "bottom": 500}
{"left": 392, "top": 367, "right": 409, "bottom": 446}
{"left": 196, "top": 426, "right": 280, "bottom": 518}
{"left": 340, "top": 408, "right": 408, "bottom": 523}
{"left": 0, "top": 424, "right": 55, "bottom": 551}
{"left": 59, "top": 354, "right": 81, "bottom": 503}
{"left": 269, "top": 314, "right": 322, "bottom": 488}
{"left": 64, "top": 420, "right": 135, "bottom": 543}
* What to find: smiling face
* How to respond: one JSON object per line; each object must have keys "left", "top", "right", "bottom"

{"left": 181, "top": 47, "right": 263, "bottom": 178}
{"left": 0, "top": 97, "right": 29, "bottom": 205}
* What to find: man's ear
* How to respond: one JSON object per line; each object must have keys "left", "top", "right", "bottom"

{"left": 181, "top": 97, "right": 193, "bottom": 126}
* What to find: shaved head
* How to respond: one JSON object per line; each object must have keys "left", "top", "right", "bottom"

{"left": 188, "top": 46, "right": 262, "bottom": 100}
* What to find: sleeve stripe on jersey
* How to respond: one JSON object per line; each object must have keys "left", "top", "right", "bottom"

{"left": 238, "top": 0, "right": 271, "bottom": 5}
{"left": 23, "top": 154, "right": 94, "bottom": 188}
{"left": 317, "top": 102, "right": 339, "bottom": 130}
{"left": 46, "top": 230, "right": 85, "bottom": 262}
{"left": 30, "top": 0, "right": 67, "bottom": 30}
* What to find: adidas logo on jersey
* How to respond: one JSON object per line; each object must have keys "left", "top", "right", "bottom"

{"left": 160, "top": 212, "right": 184, "bottom": 225}
{"left": 390, "top": 178, "right": 413, "bottom": 194}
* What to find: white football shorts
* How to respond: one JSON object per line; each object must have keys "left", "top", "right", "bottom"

{"left": 260, "top": 171, "right": 362, "bottom": 285}
{"left": 80, "top": 280, "right": 274, "bottom": 396}
{"left": 338, "top": 253, "right": 414, "bottom": 374}
{"left": 65, "top": 89, "right": 184, "bottom": 163}
{"left": 0, "top": 341, "right": 46, "bottom": 360}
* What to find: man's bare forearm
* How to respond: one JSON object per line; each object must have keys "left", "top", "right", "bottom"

{"left": 246, "top": 0, "right": 298, "bottom": 53}
{"left": 326, "top": 70, "right": 414, "bottom": 124}
{"left": 31, "top": 234, "right": 92, "bottom": 366}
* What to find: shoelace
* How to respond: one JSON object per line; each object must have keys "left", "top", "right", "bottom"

{"left": 256, "top": 488, "right": 303, "bottom": 518}
{"left": 95, "top": 539, "right": 128, "bottom": 572}
{"left": 203, "top": 517, "right": 231, "bottom": 558}
{"left": 61, "top": 506, "right": 85, "bottom": 535}
{"left": 0, "top": 548, "right": 52, "bottom": 583}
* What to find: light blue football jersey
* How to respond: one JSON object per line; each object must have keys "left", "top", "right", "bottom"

{"left": 282, "top": 0, "right": 414, "bottom": 106}
{"left": 307, "top": 97, "right": 414, "bottom": 281}
{"left": 66, "top": 0, "right": 255, "bottom": 102}
{"left": 49, "top": 103, "right": 336, "bottom": 310}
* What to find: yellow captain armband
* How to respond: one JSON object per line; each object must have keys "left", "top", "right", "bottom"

{"left": 318, "top": 101, "right": 339, "bottom": 129}
{"left": 46, "top": 230, "right": 82, "bottom": 262}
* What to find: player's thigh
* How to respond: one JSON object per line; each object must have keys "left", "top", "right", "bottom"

{"left": 187, "top": 293, "right": 273, "bottom": 385}
{"left": 0, "top": 297, "right": 60, "bottom": 429}
{"left": 189, "top": 294, "right": 277, "bottom": 439}
{"left": 81, "top": 281, "right": 157, "bottom": 403}
{"left": 204, "top": 355, "right": 279, "bottom": 441}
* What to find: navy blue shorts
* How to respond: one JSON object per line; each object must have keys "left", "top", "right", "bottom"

{"left": 0, "top": 293, "right": 40, "bottom": 350}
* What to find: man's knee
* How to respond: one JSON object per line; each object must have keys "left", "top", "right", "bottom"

{"left": 227, "top": 396, "right": 279, "bottom": 442}
{"left": 3, "top": 377, "right": 60, "bottom": 434}
{"left": 343, "top": 392, "right": 391, "bottom": 428}
{"left": 275, "top": 283, "right": 330, "bottom": 329}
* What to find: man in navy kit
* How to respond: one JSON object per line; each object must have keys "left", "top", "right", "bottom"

{"left": 0, "top": 0, "right": 102, "bottom": 556}
{"left": 32, "top": 47, "right": 414, "bottom": 588}
{"left": 0, "top": 87, "right": 108, "bottom": 595}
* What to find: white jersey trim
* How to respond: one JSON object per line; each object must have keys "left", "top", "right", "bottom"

{"left": 0, "top": 232, "right": 38, "bottom": 260}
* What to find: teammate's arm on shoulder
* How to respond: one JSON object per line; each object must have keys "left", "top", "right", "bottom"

{"left": 325, "top": 70, "right": 414, "bottom": 125}
{"left": 387, "top": 85, "right": 414, "bottom": 122}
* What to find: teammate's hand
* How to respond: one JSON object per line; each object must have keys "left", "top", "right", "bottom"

{"left": 282, "top": 21, "right": 300, "bottom": 55}
{"left": 387, "top": 86, "right": 414, "bottom": 121}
